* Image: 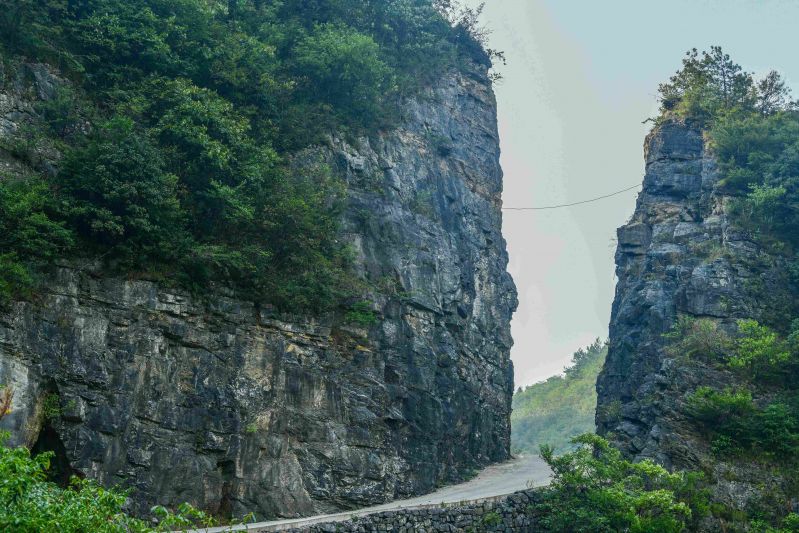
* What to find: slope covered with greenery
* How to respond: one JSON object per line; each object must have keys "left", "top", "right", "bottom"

{"left": 0, "top": 0, "right": 495, "bottom": 311}
{"left": 511, "top": 340, "right": 606, "bottom": 454}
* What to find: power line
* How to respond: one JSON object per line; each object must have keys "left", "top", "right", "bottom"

{"left": 502, "top": 183, "right": 642, "bottom": 211}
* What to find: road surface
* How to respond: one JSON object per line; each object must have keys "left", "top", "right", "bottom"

{"left": 195, "top": 454, "right": 552, "bottom": 532}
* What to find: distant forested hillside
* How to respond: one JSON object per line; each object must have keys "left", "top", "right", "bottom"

{"left": 511, "top": 340, "right": 606, "bottom": 454}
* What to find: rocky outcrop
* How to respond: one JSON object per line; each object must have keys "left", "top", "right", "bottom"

{"left": 596, "top": 120, "right": 795, "bottom": 511}
{"left": 0, "top": 61, "right": 517, "bottom": 519}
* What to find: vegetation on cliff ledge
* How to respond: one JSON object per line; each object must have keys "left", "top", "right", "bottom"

{"left": 0, "top": 0, "right": 497, "bottom": 311}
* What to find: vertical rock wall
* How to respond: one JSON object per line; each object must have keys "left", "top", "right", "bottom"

{"left": 0, "top": 61, "right": 517, "bottom": 519}
{"left": 596, "top": 119, "right": 795, "bottom": 509}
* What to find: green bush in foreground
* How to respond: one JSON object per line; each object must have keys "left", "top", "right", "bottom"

{"left": 535, "top": 434, "right": 710, "bottom": 533}
{"left": 0, "top": 386, "right": 242, "bottom": 532}
{"left": 0, "top": 436, "right": 223, "bottom": 532}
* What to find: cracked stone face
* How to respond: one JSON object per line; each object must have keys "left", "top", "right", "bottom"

{"left": 0, "top": 60, "right": 517, "bottom": 520}
{"left": 597, "top": 120, "right": 797, "bottom": 515}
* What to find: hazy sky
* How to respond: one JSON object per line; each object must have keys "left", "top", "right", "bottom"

{"left": 461, "top": 0, "right": 799, "bottom": 386}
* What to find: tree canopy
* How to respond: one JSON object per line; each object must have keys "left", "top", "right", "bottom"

{"left": 0, "top": 0, "right": 497, "bottom": 311}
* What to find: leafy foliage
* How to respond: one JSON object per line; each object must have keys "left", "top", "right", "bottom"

{"left": 292, "top": 24, "right": 393, "bottom": 126}
{"left": 658, "top": 47, "right": 759, "bottom": 125}
{"left": 344, "top": 301, "right": 379, "bottom": 327}
{"left": 0, "top": 177, "right": 74, "bottom": 304}
{"left": 535, "top": 434, "right": 710, "bottom": 533}
{"left": 714, "top": 111, "right": 799, "bottom": 249}
{"left": 686, "top": 386, "right": 799, "bottom": 461}
{"left": 752, "top": 513, "right": 799, "bottom": 533}
{"left": 511, "top": 340, "right": 605, "bottom": 454}
{"left": 728, "top": 319, "right": 792, "bottom": 379}
{"left": 663, "top": 316, "right": 732, "bottom": 362}
{"left": 56, "top": 117, "right": 181, "bottom": 264}
{"left": 0, "top": 0, "right": 498, "bottom": 312}
{"left": 666, "top": 317, "right": 799, "bottom": 466}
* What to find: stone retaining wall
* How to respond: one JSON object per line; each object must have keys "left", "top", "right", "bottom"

{"left": 282, "top": 490, "right": 539, "bottom": 533}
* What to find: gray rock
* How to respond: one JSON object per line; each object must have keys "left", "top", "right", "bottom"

{"left": 597, "top": 119, "right": 796, "bottom": 519}
{"left": 0, "top": 59, "right": 517, "bottom": 520}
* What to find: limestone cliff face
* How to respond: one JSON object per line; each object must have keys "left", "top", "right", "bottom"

{"left": 0, "top": 62, "right": 517, "bottom": 518}
{"left": 597, "top": 120, "right": 794, "bottom": 509}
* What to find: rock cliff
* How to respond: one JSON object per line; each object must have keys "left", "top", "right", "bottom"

{"left": 596, "top": 120, "right": 795, "bottom": 510}
{"left": 0, "top": 61, "right": 517, "bottom": 519}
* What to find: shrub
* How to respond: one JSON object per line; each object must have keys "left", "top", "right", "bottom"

{"left": 0, "top": 254, "right": 34, "bottom": 305}
{"left": 344, "top": 301, "right": 378, "bottom": 327}
{"left": 712, "top": 111, "right": 799, "bottom": 250}
{"left": 293, "top": 24, "right": 394, "bottom": 128}
{"left": 730, "top": 320, "right": 791, "bottom": 381}
{"left": 481, "top": 510, "right": 502, "bottom": 526}
{"left": 688, "top": 386, "right": 755, "bottom": 424}
{"left": 663, "top": 315, "right": 732, "bottom": 362}
{"left": 0, "top": 177, "right": 74, "bottom": 303}
{"left": 535, "top": 434, "right": 710, "bottom": 533}
{"left": 56, "top": 117, "right": 182, "bottom": 265}
{"left": 686, "top": 386, "right": 799, "bottom": 462}
{"left": 41, "top": 393, "right": 62, "bottom": 421}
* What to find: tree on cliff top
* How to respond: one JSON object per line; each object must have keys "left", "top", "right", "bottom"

{"left": 658, "top": 46, "right": 794, "bottom": 124}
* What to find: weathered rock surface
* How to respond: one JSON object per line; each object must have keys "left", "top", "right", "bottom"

{"left": 0, "top": 60, "right": 517, "bottom": 519}
{"left": 596, "top": 120, "right": 796, "bottom": 513}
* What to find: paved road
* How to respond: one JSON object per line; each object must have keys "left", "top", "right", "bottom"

{"left": 196, "top": 454, "right": 551, "bottom": 532}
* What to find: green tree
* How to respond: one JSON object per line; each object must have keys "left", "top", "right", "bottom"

{"left": 293, "top": 24, "right": 394, "bottom": 127}
{"left": 730, "top": 319, "right": 791, "bottom": 380}
{"left": 56, "top": 117, "right": 182, "bottom": 266}
{"left": 658, "top": 46, "right": 756, "bottom": 123}
{"left": 0, "top": 178, "right": 74, "bottom": 303}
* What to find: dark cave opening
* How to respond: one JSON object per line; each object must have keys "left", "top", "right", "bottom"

{"left": 31, "top": 424, "right": 81, "bottom": 487}
{"left": 216, "top": 459, "right": 235, "bottom": 518}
